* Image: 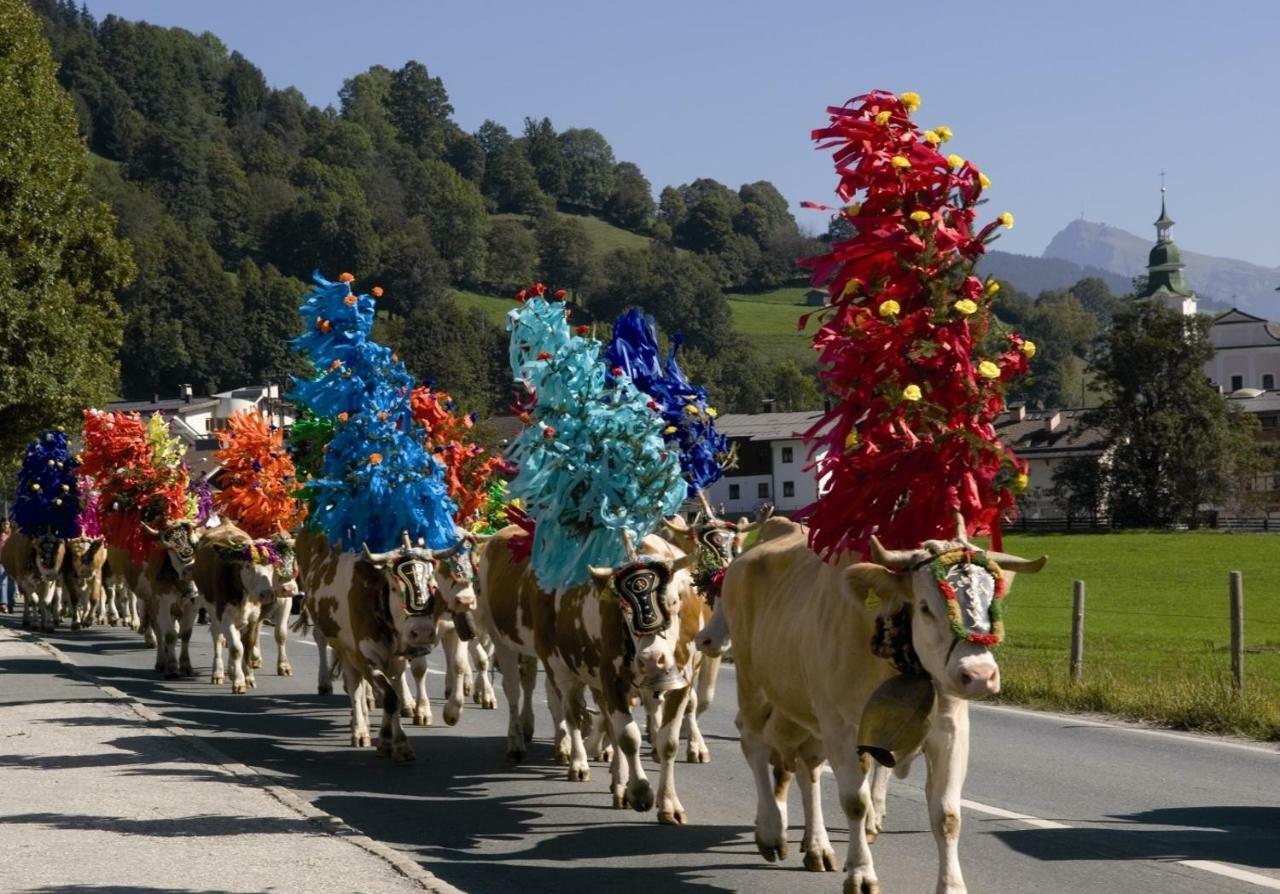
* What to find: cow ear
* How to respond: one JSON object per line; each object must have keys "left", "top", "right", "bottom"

{"left": 842, "top": 563, "right": 911, "bottom": 611}
{"left": 672, "top": 550, "right": 697, "bottom": 574}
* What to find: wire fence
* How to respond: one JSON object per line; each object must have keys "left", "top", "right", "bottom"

{"left": 1010, "top": 515, "right": 1280, "bottom": 533}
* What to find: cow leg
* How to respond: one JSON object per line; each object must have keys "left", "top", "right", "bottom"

{"left": 273, "top": 596, "right": 292, "bottom": 676}
{"left": 377, "top": 673, "right": 414, "bottom": 763}
{"left": 40, "top": 581, "right": 57, "bottom": 632}
{"left": 559, "top": 681, "right": 591, "bottom": 783}
{"left": 210, "top": 609, "right": 227, "bottom": 686}
{"left": 605, "top": 712, "right": 629, "bottom": 807}
{"left": 407, "top": 654, "right": 432, "bottom": 725}
{"left": 647, "top": 685, "right": 692, "bottom": 825}
{"left": 157, "top": 595, "right": 181, "bottom": 679}
{"left": 128, "top": 589, "right": 141, "bottom": 632}
{"left": 178, "top": 597, "right": 198, "bottom": 678}
{"left": 828, "top": 742, "right": 879, "bottom": 894}
{"left": 241, "top": 611, "right": 260, "bottom": 689}
{"left": 924, "top": 697, "right": 970, "bottom": 894}
{"left": 682, "top": 684, "right": 710, "bottom": 764}
{"left": 442, "top": 624, "right": 467, "bottom": 726}
{"left": 21, "top": 582, "right": 34, "bottom": 629}
{"left": 544, "top": 670, "right": 572, "bottom": 766}
{"left": 867, "top": 762, "right": 891, "bottom": 841}
{"left": 740, "top": 724, "right": 790, "bottom": 862}
{"left": 494, "top": 644, "right": 530, "bottom": 761}
{"left": 798, "top": 741, "right": 837, "bottom": 872}
{"left": 584, "top": 700, "right": 612, "bottom": 763}
{"left": 313, "top": 622, "right": 333, "bottom": 695}
{"left": 341, "top": 663, "right": 372, "bottom": 747}
{"left": 226, "top": 620, "right": 250, "bottom": 694}
{"left": 518, "top": 654, "right": 537, "bottom": 743}
{"left": 607, "top": 704, "right": 651, "bottom": 812}
{"left": 105, "top": 583, "right": 120, "bottom": 626}
{"left": 469, "top": 637, "right": 496, "bottom": 708}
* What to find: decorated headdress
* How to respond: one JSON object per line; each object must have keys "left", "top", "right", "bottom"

{"left": 505, "top": 285, "right": 685, "bottom": 592}
{"left": 410, "top": 386, "right": 507, "bottom": 524}
{"left": 13, "top": 430, "right": 81, "bottom": 539}
{"left": 798, "top": 90, "right": 1031, "bottom": 559}
{"left": 80, "top": 410, "right": 194, "bottom": 564}
{"left": 214, "top": 409, "right": 306, "bottom": 539}
{"left": 288, "top": 272, "right": 458, "bottom": 552}
{"left": 603, "top": 309, "right": 730, "bottom": 500}
{"left": 470, "top": 480, "right": 513, "bottom": 537}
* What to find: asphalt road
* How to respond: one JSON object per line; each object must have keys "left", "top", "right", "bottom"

{"left": 6, "top": 614, "right": 1279, "bottom": 894}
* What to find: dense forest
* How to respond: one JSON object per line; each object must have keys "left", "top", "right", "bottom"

{"left": 27, "top": 0, "right": 835, "bottom": 415}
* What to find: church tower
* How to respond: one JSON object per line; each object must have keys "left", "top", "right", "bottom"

{"left": 1137, "top": 188, "right": 1197, "bottom": 315}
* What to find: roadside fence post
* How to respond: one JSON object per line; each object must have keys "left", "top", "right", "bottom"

{"left": 1229, "top": 571, "right": 1244, "bottom": 694}
{"left": 1070, "top": 580, "right": 1085, "bottom": 683}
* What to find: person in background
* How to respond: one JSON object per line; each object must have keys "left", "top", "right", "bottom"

{"left": 0, "top": 518, "right": 16, "bottom": 613}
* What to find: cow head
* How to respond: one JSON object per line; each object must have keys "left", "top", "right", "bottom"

{"left": 590, "top": 550, "right": 697, "bottom": 692}
{"left": 435, "top": 534, "right": 484, "bottom": 641}
{"left": 270, "top": 532, "right": 299, "bottom": 599}
{"left": 360, "top": 539, "right": 461, "bottom": 657}
{"left": 33, "top": 534, "right": 65, "bottom": 580}
{"left": 144, "top": 519, "right": 200, "bottom": 581}
{"left": 65, "top": 537, "right": 105, "bottom": 578}
{"left": 845, "top": 537, "right": 1047, "bottom": 700}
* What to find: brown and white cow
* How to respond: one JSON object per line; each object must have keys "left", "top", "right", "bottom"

{"left": 121, "top": 519, "right": 203, "bottom": 678}
{"left": 1, "top": 532, "right": 66, "bottom": 632}
{"left": 192, "top": 523, "right": 297, "bottom": 693}
{"left": 717, "top": 517, "right": 1045, "bottom": 894}
{"left": 478, "top": 525, "right": 698, "bottom": 823}
{"left": 296, "top": 530, "right": 460, "bottom": 762}
{"left": 61, "top": 537, "right": 107, "bottom": 629}
{"left": 244, "top": 531, "right": 300, "bottom": 679}
{"left": 102, "top": 549, "right": 142, "bottom": 631}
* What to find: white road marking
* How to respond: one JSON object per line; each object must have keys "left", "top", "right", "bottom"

{"left": 958, "top": 798, "right": 1070, "bottom": 830}
{"left": 256, "top": 630, "right": 445, "bottom": 673}
{"left": 1177, "top": 861, "right": 1280, "bottom": 890}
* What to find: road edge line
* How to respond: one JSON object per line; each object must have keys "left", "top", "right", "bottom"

{"left": 6, "top": 625, "right": 467, "bottom": 894}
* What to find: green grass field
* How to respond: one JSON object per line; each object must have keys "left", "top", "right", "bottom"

{"left": 489, "top": 212, "right": 651, "bottom": 258}
{"left": 451, "top": 289, "right": 513, "bottom": 327}
{"left": 994, "top": 531, "right": 1280, "bottom": 739}
{"left": 726, "top": 296, "right": 822, "bottom": 367}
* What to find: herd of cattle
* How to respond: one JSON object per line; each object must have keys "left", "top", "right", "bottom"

{"left": 1, "top": 510, "right": 1047, "bottom": 894}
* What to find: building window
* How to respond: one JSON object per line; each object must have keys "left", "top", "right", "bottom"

{"left": 1231, "top": 375, "right": 1244, "bottom": 391}
{"left": 783, "top": 481, "right": 795, "bottom": 498}
{"left": 1262, "top": 415, "right": 1279, "bottom": 430}
{"left": 781, "top": 446, "right": 794, "bottom": 464}
{"left": 757, "top": 482, "right": 770, "bottom": 499}
{"left": 729, "top": 484, "right": 740, "bottom": 500}
{"left": 1265, "top": 374, "right": 1276, "bottom": 390}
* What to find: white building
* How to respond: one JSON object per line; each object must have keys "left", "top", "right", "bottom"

{"left": 702, "top": 411, "right": 824, "bottom": 517}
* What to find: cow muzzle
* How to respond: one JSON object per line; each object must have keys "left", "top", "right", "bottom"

{"left": 955, "top": 655, "right": 1001, "bottom": 698}
{"left": 636, "top": 648, "right": 685, "bottom": 692}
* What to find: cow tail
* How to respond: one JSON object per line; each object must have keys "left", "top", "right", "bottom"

{"left": 289, "top": 607, "right": 310, "bottom": 636}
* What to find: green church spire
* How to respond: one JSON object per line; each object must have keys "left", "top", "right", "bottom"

{"left": 1139, "top": 186, "right": 1196, "bottom": 315}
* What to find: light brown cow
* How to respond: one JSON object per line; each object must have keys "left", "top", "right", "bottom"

{"left": 478, "top": 525, "right": 698, "bottom": 823}
{"left": 112, "top": 520, "right": 203, "bottom": 678}
{"left": 1, "top": 532, "right": 65, "bottom": 632}
{"left": 718, "top": 517, "right": 1045, "bottom": 894}
{"left": 296, "top": 530, "right": 460, "bottom": 762}
{"left": 244, "top": 532, "right": 300, "bottom": 679}
{"left": 61, "top": 537, "right": 107, "bottom": 629}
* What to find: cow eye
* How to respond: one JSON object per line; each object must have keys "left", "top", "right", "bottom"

{"left": 918, "top": 601, "right": 933, "bottom": 617}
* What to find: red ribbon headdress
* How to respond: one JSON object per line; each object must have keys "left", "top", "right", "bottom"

{"left": 798, "top": 91, "right": 1032, "bottom": 559}
{"left": 213, "top": 410, "right": 307, "bottom": 539}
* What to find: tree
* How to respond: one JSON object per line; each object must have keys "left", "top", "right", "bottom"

{"left": 537, "top": 213, "right": 596, "bottom": 298}
{"left": 1083, "top": 301, "right": 1266, "bottom": 527}
{"left": 657, "top": 186, "right": 685, "bottom": 235}
{"left": 417, "top": 160, "right": 489, "bottom": 282}
{"left": 476, "top": 121, "right": 544, "bottom": 214}
{"left": 483, "top": 219, "right": 538, "bottom": 295}
{"left": 387, "top": 60, "right": 453, "bottom": 159}
{"left": 523, "top": 116, "right": 566, "bottom": 198}
{"left": 557, "top": 127, "right": 616, "bottom": 211}
{"left": 606, "top": 161, "right": 654, "bottom": 231}
{"left": 372, "top": 218, "right": 451, "bottom": 318}
{"left": 1048, "top": 455, "right": 1107, "bottom": 522}
{"left": 0, "top": 0, "right": 134, "bottom": 486}
{"left": 237, "top": 258, "right": 305, "bottom": 384}
{"left": 769, "top": 360, "right": 822, "bottom": 411}
{"left": 674, "top": 179, "right": 739, "bottom": 254}
{"left": 338, "top": 65, "right": 397, "bottom": 150}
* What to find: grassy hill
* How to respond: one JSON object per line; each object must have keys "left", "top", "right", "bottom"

{"left": 491, "top": 211, "right": 652, "bottom": 258}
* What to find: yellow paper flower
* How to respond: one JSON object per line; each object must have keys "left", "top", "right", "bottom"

{"left": 999, "top": 211, "right": 1015, "bottom": 229}
{"left": 841, "top": 277, "right": 861, "bottom": 296}
{"left": 979, "top": 172, "right": 992, "bottom": 189}
{"left": 707, "top": 407, "right": 717, "bottom": 417}
{"left": 1022, "top": 340, "right": 1037, "bottom": 359}
{"left": 902, "top": 384, "right": 922, "bottom": 401}
{"left": 844, "top": 202, "right": 861, "bottom": 216}
{"left": 947, "top": 153, "right": 965, "bottom": 169}
{"left": 954, "top": 298, "right": 978, "bottom": 315}
{"left": 1014, "top": 473, "right": 1029, "bottom": 493}
{"left": 663, "top": 426, "right": 678, "bottom": 434}
{"left": 923, "top": 130, "right": 941, "bottom": 144}
{"left": 845, "top": 430, "right": 859, "bottom": 450}
{"left": 909, "top": 211, "right": 930, "bottom": 223}
{"left": 875, "top": 110, "right": 891, "bottom": 125}
{"left": 684, "top": 404, "right": 699, "bottom": 415}
{"left": 900, "top": 91, "right": 921, "bottom": 112}
{"left": 978, "top": 361, "right": 1001, "bottom": 380}
{"left": 891, "top": 155, "right": 912, "bottom": 169}
{"left": 985, "top": 280, "right": 1001, "bottom": 297}
{"left": 935, "top": 125, "right": 953, "bottom": 142}
{"left": 878, "top": 300, "right": 901, "bottom": 317}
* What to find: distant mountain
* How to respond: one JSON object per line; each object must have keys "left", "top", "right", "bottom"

{"left": 977, "top": 250, "right": 1132, "bottom": 298}
{"left": 1044, "top": 220, "right": 1280, "bottom": 317}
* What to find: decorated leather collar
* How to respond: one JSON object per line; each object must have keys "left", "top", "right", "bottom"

{"left": 607, "top": 555, "right": 672, "bottom": 637}
{"left": 926, "top": 549, "right": 1006, "bottom": 647}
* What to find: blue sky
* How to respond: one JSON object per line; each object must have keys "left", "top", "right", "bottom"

{"left": 81, "top": 0, "right": 1279, "bottom": 269}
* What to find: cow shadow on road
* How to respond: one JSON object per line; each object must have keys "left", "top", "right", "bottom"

{"left": 994, "top": 805, "right": 1280, "bottom": 870}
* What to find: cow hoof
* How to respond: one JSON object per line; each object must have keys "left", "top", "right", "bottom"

{"left": 658, "top": 800, "right": 687, "bottom": 825}
{"left": 521, "top": 717, "right": 534, "bottom": 742}
{"left": 803, "top": 845, "right": 838, "bottom": 872}
{"left": 755, "top": 831, "right": 788, "bottom": 863}
{"left": 278, "top": 663, "right": 292, "bottom": 677}
{"left": 480, "top": 693, "right": 496, "bottom": 709}
{"left": 595, "top": 744, "right": 614, "bottom": 764}
{"left": 249, "top": 657, "right": 262, "bottom": 670}
{"left": 164, "top": 670, "right": 181, "bottom": 680}
{"left": 413, "top": 709, "right": 432, "bottom": 727}
{"left": 444, "top": 703, "right": 461, "bottom": 727}
{"left": 399, "top": 705, "right": 414, "bottom": 720}
{"left": 628, "top": 780, "right": 654, "bottom": 813}
{"left": 352, "top": 733, "right": 372, "bottom": 748}
{"left": 109, "top": 618, "right": 119, "bottom": 627}
{"left": 611, "top": 784, "right": 628, "bottom": 809}
{"left": 842, "top": 870, "right": 880, "bottom": 894}
{"left": 506, "top": 747, "right": 526, "bottom": 764}
{"left": 686, "top": 743, "right": 711, "bottom": 764}
{"left": 568, "top": 761, "right": 589, "bottom": 783}
{"left": 463, "top": 678, "right": 473, "bottom": 698}
{"left": 232, "top": 682, "right": 247, "bottom": 694}
{"left": 377, "top": 738, "right": 392, "bottom": 757}
{"left": 392, "top": 741, "right": 416, "bottom": 763}
{"left": 246, "top": 675, "right": 256, "bottom": 689}
{"left": 211, "top": 673, "right": 225, "bottom": 686}
{"left": 180, "top": 663, "right": 194, "bottom": 678}
{"left": 144, "top": 633, "right": 156, "bottom": 648}
{"left": 318, "top": 683, "right": 333, "bottom": 696}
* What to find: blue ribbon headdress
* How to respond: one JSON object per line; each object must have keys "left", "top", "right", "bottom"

{"left": 288, "top": 272, "right": 458, "bottom": 552}
{"left": 14, "top": 430, "right": 81, "bottom": 539}
{"left": 507, "top": 292, "right": 685, "bottom": 592}
{"left": 603, "top": 308, "right": 730, "bottom": 499}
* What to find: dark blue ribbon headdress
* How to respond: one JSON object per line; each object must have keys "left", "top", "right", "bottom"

{"left": 14, "top": 430, "right": 81, "bottom": 539}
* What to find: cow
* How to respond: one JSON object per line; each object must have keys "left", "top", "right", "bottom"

{"left": 244, "top": 531, "right": 300, "bottom": 679}
{"left": 118, "top": 519, "right": 203, "bottom": 678}
{"left": 61, "top": 537, "right": 108, "bottom": 629}
{"left": 295, "top": 529, "right": 461, "bottom": 762}
{"left": 717, "top": 517, "right": 1045, "bottom": 893}
{"left": 193, "top": 523, "right": 298, "bottom": 693}
{"left": 478, "top": 525, "right": 698, "bottom": 824}
{"left": 1, "top": 532, "right": 65, "bottom": 632}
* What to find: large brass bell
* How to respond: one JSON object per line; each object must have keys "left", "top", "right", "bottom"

{"left": 856, "top": 673, "right": 937, "bottom": 768}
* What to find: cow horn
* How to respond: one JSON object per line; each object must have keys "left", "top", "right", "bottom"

{"left": 401, "top": 530, "right": 414, "bottom": 551}
{"left": 361, "top": 542, "right": 377, "bottom": 563}
{"left": 985, "top": 552, "right": 1048, "bottom": 573}
{"left": 868, "top": 535, "right": 918, "bottom": 569}
{"left": 434, "top": 541, "right": 465, "bottom": 560}
{"left": 661, "top": 516, "right": 689, "bottom": 536}
{"left": 588, "top": 565, "right": 613, "bottom": 581}
{"left": 141, "top": 522, "right": 160, "bottom": 537}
